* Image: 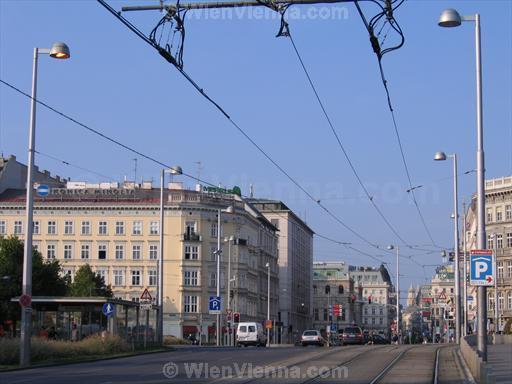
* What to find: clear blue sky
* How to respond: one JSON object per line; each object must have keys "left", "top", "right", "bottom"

{"left": 1, "top": 0, "right": 511, "bottom": 299}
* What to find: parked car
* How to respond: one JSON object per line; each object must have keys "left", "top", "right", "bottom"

{"left": 236, "top": 322, "right": 266, "bottom": 347}
{"left": 342, "top": 326, "right": 364, "bottom": 345}
{"left": 301, "top": 330, "right": 325, "bottom": 347}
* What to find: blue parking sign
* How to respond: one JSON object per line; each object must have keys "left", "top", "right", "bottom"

{"left": 470, "top": 250, "right": 494, "bottom": 286}
{"left": 209, "top": 296, "right": 221, "bottom": 314}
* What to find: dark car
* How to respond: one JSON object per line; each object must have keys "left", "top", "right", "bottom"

{"left": 368, "top": 334, "right": 390, "bottom": 344}
{"left": 342, "top": 326, "right": 364, "bottom": 345}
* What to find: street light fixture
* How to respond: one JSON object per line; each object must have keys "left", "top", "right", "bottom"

{"left": 438, "top": 6, "right": 487, "bottom": 360}
{"left": 434, "top": 151, "right": 461, "bottom": 344}
{"left": 21, "top": 42, "right": 70, "bottom": 367}
{"left": 158, "top": 165, "right": 182, "bottom": 345}
{"left": 215, "top": 205, "right": 234, "bottom": 346}
{"left": 224, "top": 234, "right": 235, "bottom": 346}
{"left": 387, "top": 245, "right": 400, "bottom": 344}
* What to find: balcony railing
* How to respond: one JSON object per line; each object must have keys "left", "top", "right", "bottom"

{"left": 182, "top": 233, "right": 202, "bottom": 242}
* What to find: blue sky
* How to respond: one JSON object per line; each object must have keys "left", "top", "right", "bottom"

{"left": 1, "top": 0, "right": 511, "bottom": 299}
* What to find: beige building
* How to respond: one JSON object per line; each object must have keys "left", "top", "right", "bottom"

{"left": 465, "top": 176, "right": 512, "bottom": 331}
{"left": 0, "top": 177, "right": 279, "bottom": 341}
{"left": 247, "top": 199, "right": 314, "bottom": 343}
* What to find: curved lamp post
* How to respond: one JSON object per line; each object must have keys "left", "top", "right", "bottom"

{"left": 21, "top": 42, "right": 70, "bottom": 367}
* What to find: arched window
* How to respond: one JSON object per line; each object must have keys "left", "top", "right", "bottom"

{"left": 325, "top": 285, "right": 331, "bottom": 295}
{"left": 338, "top": 285, "right": 344, "bottom": 294}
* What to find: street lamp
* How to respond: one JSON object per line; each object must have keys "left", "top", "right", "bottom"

{"left": 434, "top": 151, "right": 461, "bottom": 344}
{"left": 266, "top": 261, "right": 271, "bottom": 347}
{"left": 387, "top": 245, "right": 400, "bottom": 344}
{"left": 158, "top": 165, "right": 182, "bottom": 345}
{"left": 438, "top": 7, "right": 487, "bottom": 361}
{"left": 215, "top": 205, "right": 234, "bottom": 346}
{"left": 224, "top": 234, "right": 235, "bottom": 346}
{"left": 21, "top": 42, "right": 70, "bottom": 367}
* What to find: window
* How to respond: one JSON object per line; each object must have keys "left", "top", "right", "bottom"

{"left": 338, "top": 285, "right": 344, "bottom": 294}
{"left": 14, "top": 220, "right": 23, "bottom": 235}
{"left": 507, "top": 233, "right": 512, "bottom": 248}
{"left": 131, "top": 270, "right": 141, "bottom": 286}
{"left": 113, "top": 269, "right": 124, "bottom": 286}
{"left": 210, "top": 272, "right": 217, "bottom": 287}
{"left": 148, "top": 269, "right": 157, "bottom": 286}
{"left": 115, "top": 221, "right": 125, "bottom": 235}
{"left": 0, "top": 220, "right": 5, "bottom": 234}
{"left": 487, "top": 208, "right": 493, "bottom": 223}
{"left": 488, "top": 234, "right": 494, "bottom": 249}
{"left": 185, "top": 221, "right": 197, "bottom": 236}
{"left": 497, "top": 261, "right": 504, "bottom": 279}
{"left": 149, "top": 244, "right": 158, "bottom": 260}
{"left": 99, "top": 221, "right": 108, "bottom": 235}
{"left": 508, "top": 291, "right": 512, "bottom": 310}
{"left": 96, "top": 269, "right": 107, "bottom": 284}
{"left": 371, "top": 307, "right": 376, "bottom": 315}
{"left": 498, "top": 292, "right": 504, "bottom": 310}
{"left": 81, "top": 221, "right": 91, "bottom": 235}
{"left": 150, "top": 221, "right": 159, "bottom": 235}
{"left": 47, "top": 244, "right": 56, "bottom": 259}
{"left": 379, "top": 317, "right": 383, "bottom": 325}
{"left": 506, "top": 205, "right": 512, "bottom": 221}
{"left": 379, "top": 308, "right": 384, "bottom": 315}
{"left": 211, "top": 222, "right": 218, "bottom": 238}
{"left": 48, "top": 221, "right": 56, "bottom": 234}
{"left": 81, "top": 244, "right": 90, "bottom": 259}
{"left": 64, "top": 221, "right": 74, "bottom": 235}
{"left": 133, "top": 221, "right": 142, "bottom": 235}
{"left": 364, "top": 307, "right": 368, "bottom": 315}
{"left": 184, "top": 295, "right": 198, "bottom": 313}
{"left": 184, "top": 270, "right": 199, "bottom": 286}
{"left": 33, "top": 221, "right": 40, "bottom": 235}
{"left": 313, "top": 308, "right": 319, "bottom": 321}
{"left": 132, "top": 244, "right": 141, "bottom": 260}
{"left": 98, "top": 244, "right": 107, "bottom": 260}
{"left": 64, "top": 244, "right": 73, "bottom": 259}
{"left": 115, "top": 245, "right": 124, "bottom": 260}
{"left": 210, "top": 245, "right": 217, "bottom": 261}
{"left": 496, "top": 207, "right": 503, "bottom": 222}
{"left": 184, "top": 245, "right": 199, "bottom": 260}
{"left": 497, "top": 234, "right": 503, "bottom": 249}
{"left": 323, "top": 308, "right": 328, "bottom": 321}
{"left": 508, "top": 261, "right": 512, "bottom": 278}
{"left": 313, "top": 285, "right": 317, "bottom": 294}
{"left": 33, "top": 243, "right": 39, "bottom": 252}
{"left": 371, "top": 317, "right": 376, "bottom": 325}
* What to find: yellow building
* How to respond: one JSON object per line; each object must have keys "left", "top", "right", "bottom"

{"left": 0, "top": 182, "right": 279, "bottom": 341}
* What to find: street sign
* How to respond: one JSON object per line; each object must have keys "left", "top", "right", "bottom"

{"left": 140, "top": 303, "right": 152, "bottom": 311}
{"left": 19, "top": 294, "right": 32, "bottom": 307}
{"left": 265, "top": 320, "right": 273, "bottom": 329}
{"left": 330, "top": 324, "right": 338, "bottom": 332}
{"left": 102, "top": 302, "right": 115, "bottom": 317}
{"left": 438, "top": 292, "right": 447, "bottom": 303}
{"left": 333, "top": 304, "right": 342, "bottom": 317}
{"left": 209, "top": 296, "right": 221, "bottom": 314}
{"left": 470, "top": 250, "right": 494, "bottom": 286}
{"left": 140, "top": 288, "right": 153, "bottom": 301}
{"left": 36, "top": 184, "right": 49, "bottom": 197}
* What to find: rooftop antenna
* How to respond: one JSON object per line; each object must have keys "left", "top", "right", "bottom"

{"left": 133, "top": 158, "right": 138, "bottom": 187}
{"left": 249, "top": 183, "right": 254, "bottom": 198}
{"left": 194, "top": 161, "right": 203, "bottom": 183}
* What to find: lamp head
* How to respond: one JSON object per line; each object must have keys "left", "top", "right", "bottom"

{"left": 169, "top": 166, "right": 183, "bottom": 175}
{"left": 387, "top": 245, "right": 395, "bottom": 251}
{"left": 434, "top": 151, "right": 447, "bottom": 161}
{"left": 438, "top": 8, "right": 462, "bottom": 27}
{"left": 49, "top": 42, "right": 70, "bottom": 59}
{"left": 265, "top": 262, "right": 270, "bottom": 268}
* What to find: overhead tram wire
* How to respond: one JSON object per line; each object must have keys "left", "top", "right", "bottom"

{"left": 95, "top": 0, "right": 408, "bottom": 252}
{"left": 353, "top": 0, "right": 442, "bottom": 249}
{"left": 0, "top": 77, "right": 395, "bottom": 266}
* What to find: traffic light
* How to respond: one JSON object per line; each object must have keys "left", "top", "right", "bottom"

{"left": 233, "top": 312, "right": 240, "bottom": 324}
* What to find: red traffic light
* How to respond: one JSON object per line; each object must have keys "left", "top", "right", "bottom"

{"left": 233, "top": 312, "right": 240, "bottom": 323}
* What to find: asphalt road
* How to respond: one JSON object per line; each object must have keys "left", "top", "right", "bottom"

{"left": 0, "top": 345, "right": 469, "bottom": 384}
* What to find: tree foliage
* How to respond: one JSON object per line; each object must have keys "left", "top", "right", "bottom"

{"left": 69, "top": 264, "right": 112, "bottom": 297}
{"left": 0, "top": 236, "right": 69, "bottom": 324}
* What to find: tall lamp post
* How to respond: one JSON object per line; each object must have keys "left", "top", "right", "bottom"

{"left": 462, "top": 201, "right": 468, "bottom": 337}
{"left": 159, "top": 166, "right": 182, "bottom": 344}
{"left": 434, "top": 151, "right": 461, "bottom": 344}
{"left": 224, "top": 235, "right": 235, "bottom": 346}
{"left": 266, "top": 262, "right": 271, "bottom": 347}
{"left": 215, "top": 205, "right": 234, "bottom": 346}
{"left": 438, "top": 7, "right": 487, "bottom": 360}
{"left": 21, "top": 42, "right": 70, "bottom": 367}
{"left": 387, "top": 245, "right": 400, "bottom": 344}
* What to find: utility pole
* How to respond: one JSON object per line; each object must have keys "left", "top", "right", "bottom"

{"left": 462, "top": 201, "right": 468, "bottom": 337}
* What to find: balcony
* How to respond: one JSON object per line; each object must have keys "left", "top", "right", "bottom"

{"left": 235, "top": 238, "right": 248, "bottom": 246}
{"left": 182, "top": 233, "right": 202, "bottom": 242}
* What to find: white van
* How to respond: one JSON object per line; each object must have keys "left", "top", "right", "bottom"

{"left": 236, "top": 322, "right": 266, "bottom": 347}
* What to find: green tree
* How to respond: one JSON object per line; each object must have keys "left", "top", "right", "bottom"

{"left": 0, "top": 236, "right": 69, "bottom": 326}
{"left": 68, "top": 264, "right": 112, "bottom": 297}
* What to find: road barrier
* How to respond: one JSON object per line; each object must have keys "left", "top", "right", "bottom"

{"left": 460, "top": 335, "right": 495, "bottom": 384}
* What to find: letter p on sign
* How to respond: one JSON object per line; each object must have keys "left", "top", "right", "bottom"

{"left": 475, "top": 261, "right": 488, "bottom": 278}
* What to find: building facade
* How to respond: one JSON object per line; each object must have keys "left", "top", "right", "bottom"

{"left": 247, "top": 199, "right": 314, "bottom": 343}
{"left": 465, "top": 175, "right": 512, "bottom": 332}
{"left": 0, "top": 178, "right": 279, "bottom": 342}
{"left": 348, "top": 265, "right": 395, "bottom": 337}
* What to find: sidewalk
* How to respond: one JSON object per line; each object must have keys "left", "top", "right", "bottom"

{"left": 488, "top": 344, "right": 512, "bottom": 384}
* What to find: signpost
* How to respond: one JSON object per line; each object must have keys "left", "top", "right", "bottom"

{"left": 209, "top": 296, "right": 221, "bottom": 314}
{"left": 36, "top": 184, "right": 49, "bottom": 197}
{"left": 140, "top": 288, "right": 153, "bottom": 310}
{"left": 470, "top": 250, "right": 494, "bottom": 286}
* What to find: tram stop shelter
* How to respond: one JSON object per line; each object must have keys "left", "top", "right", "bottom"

{"left": 11, "top": 296, "right": 160, "bottom": 347}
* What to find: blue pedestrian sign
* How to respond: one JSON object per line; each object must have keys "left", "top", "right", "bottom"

{"left": 36, "top": 184, "right": 50, "bottom": 197}
{"left": 209, "top": 296, "right": 221, "bottom": 314}
{"left": 102, "top": 302, "right": 115, "bottom": 317}
{"left": 470, "top": 250, "right": 494, "bottom": 286}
